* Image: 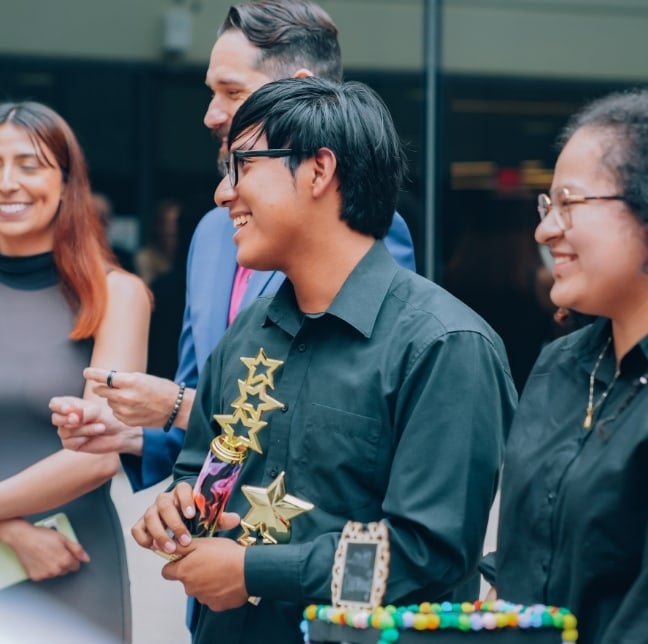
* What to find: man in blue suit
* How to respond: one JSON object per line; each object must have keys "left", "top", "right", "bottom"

{"left": 52, "top": 0, "right": 414, "bottom": 487}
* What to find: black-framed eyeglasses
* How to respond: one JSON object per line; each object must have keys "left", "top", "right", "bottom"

{"left": 224, "top": 148, "right": 300, "bottom": 187}
{"left": 537, "top": 187, "right": 627, "bottom": 231}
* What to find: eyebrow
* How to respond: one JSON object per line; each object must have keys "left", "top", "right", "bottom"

{"left": 206, "top": 75, "right": 248, "bottom": 89}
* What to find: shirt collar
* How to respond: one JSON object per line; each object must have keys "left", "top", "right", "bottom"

{"left": 266, "top": 241, "right": 397, "bottom": 339}
{"left": 561, "top": 316, "right": 648, "bottom": 378}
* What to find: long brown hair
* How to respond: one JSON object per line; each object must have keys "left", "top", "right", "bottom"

{"left": 0, "top": 101, "right": 118, "bottom": 339}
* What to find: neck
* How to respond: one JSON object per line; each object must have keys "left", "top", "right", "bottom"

{"left": 611, "top": 296, "right": 648, "bottom": 361}
{"left": 287, "top": 234, "right": 375, "bottom": 314}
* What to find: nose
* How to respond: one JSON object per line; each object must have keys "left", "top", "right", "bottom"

{"left": 203, "top": 96, "right": 230, "bottom": 130}
{"left": 534, "top": 212, "right": 563, "bottom": 246}
{"left": 214, "top": 175, "right": 235, "bottom": 208}
{"left": 0, "top": 164, "right": 19, "bottom": 191}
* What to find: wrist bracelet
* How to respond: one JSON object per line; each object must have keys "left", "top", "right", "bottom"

{"left": 164, "top": 382, "right": 186, "bottom": 432}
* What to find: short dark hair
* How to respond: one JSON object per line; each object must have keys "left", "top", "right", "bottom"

{"left": 219, "top": 0, "right": 342, "bottom": 82}
{"left": 560, "top": 89, "right": 648, "bottom": 227}
{"left": 229, "top": 77, "right": 406, "bottom": 238}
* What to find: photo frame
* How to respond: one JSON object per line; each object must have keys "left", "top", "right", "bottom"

{"left": 331, "top": 521, "right": 389, "bottom": 610}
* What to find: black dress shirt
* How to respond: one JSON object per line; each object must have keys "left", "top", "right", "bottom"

{"left": 497, "top": 317, "right": 648, "bottom": 643}
{"left": 175, "top": 241, "right": 517, "bottom": 644}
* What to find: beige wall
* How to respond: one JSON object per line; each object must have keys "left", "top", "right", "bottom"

{"left": 1, "top": 0, "right": 648, "bottom": 80}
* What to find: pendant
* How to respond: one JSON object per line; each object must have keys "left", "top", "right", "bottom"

{"left": 583, "top": 407, "right": 593, "bottom": 429}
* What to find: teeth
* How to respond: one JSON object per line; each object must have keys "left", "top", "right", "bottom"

{"left": 233, "top": 215, "right": 250, "bottom": 229}
{"left": 554, "top": 256, "right": 573, "bottom": 265}
{"left": 0, "top": 203, "right": 28, "bottom": 214}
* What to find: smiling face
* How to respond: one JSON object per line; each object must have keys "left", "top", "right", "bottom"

{"left": 536, "top": 125, "right": 648, "bottom": 320}
{"left": 215, "top": 130, "right": 311, "bottom": 273}
{"left": 0, "top": 122, "right": 64, "bottom": 256}
{"left": 203, "top": 30, "right": 274, "bottom": 163}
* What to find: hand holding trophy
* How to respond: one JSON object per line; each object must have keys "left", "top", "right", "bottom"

{"left": 189, "top": 349, "right": 313, "bottom": 568}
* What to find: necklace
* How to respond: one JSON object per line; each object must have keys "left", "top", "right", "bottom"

{"left": 584, "top": 336, "right": 620, "bottom": 429}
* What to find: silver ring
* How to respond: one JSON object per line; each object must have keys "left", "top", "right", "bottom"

{"left": 106, "top": 370, "right": 117, "bottom": 388}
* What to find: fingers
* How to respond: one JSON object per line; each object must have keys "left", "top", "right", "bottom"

{"left": 161, "top": 559, "right": 181, "bottom": 581}
{"left": 65, "top": 539, "right": 91, "bottom": 563}
{"left": 50, "top": 398, "right": 108, "bottom": 451}
{"left": 84, "top": 368, "right": 144, "bottom": 424}
{"left": 84, "top": 367, "right": 117, "bottom": 388}
{"left": 219, "top": 511, "right": 241, "bottom": 531}
{"left": 132, "top": 484, "right": 196, "bottom": 556}
{"left": 49, "top": 396, "right": 85, "bottom": 424}
{"left": 175, "top": 482, "right": 197, "bottom": 522}
{"left": 84, "top": 368, "right": 130, "bottom": 404}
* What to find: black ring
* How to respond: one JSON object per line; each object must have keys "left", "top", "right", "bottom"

{"left": 106, "top": 370, "right": 117, "bottom": 388}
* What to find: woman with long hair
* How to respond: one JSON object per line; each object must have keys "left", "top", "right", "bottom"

{"left": 0, "top": 101, "right": 150, "bottom": 641}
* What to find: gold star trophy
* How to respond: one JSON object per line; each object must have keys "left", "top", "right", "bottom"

{"left": 192, "top": 349, "right": 313, "bottom": 549}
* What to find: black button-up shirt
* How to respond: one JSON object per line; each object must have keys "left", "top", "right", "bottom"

{"left": 497, "top": 317, "right": 648, "bottom": 643}
{"left": 175, "top": 241, "right": 517, "bottom": 644}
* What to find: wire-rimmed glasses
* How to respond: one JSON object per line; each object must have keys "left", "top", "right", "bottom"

{"left": 537, "top": 188, "right": 626, "bottom": 231}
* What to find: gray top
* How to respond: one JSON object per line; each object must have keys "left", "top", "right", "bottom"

{"left": 0, "top": 252, "right": 130, "bottom": 642}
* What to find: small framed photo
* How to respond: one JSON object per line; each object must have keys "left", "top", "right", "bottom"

{"left": 331, "top": 521, "right": 390, "bottom": 610}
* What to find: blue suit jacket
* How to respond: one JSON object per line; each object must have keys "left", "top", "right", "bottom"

{"left": 121, "top": 208, "right": 415, "bottom": 489}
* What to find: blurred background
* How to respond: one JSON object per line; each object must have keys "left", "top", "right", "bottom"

{"left": 1, "top": 2, "right": 647, "bottom": 640}
{"left": 3, "top": 0, "right": 648, "bottom": 391}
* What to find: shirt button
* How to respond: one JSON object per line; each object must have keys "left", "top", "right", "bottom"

{"left": 297, "top": 343, "right": 306, "bottom": 352}
{"left": 547, "top": 492, "right": 556, "bottom": 504}
{"left": 281, "top": 404, "right": 289, "bottom": 413}
{"left": 270, "top": 468, "right": 279, "bottom": 477}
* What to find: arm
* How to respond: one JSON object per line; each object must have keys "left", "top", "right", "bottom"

{"left": 243, "top": 331, "right": 516, "bottom": 603}
{"left": 52, "top": 368, "right": 195, "bottom": 453}
{"left": 54, "top": 216, "right": 216, "bottom": 490}
{"left": 121, "top": 232, "right": 203, "bottom": 490}
{"left": 157, "top": 331, "right": 516, "bottom": 607}
{"left": 1, "top": 270, "right": 150, "bottom": 518}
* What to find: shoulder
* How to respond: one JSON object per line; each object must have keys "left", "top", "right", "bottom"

{"left": 106, "top": 269, "right": 151, "bottom": 308}
{"left": 186, "top": 207, "right": 233, "bottom": 259}
{"left": 389, "top": 268, "right": 501, "bottom": 340}
{"left": 529, "top": 323, "right": 597, "bottom": 374}
{"left": 370, "top": 270, "right": 513, "bottom": 376}
{"left": 193, "top": 207, "right": 231, "bottom": 239}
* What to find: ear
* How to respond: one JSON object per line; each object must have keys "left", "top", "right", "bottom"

{"left": 292, "top": 68, "right": 313, "bottom": 79}
{"left": 310, "top": 147, "right": 337, "bottom": 199}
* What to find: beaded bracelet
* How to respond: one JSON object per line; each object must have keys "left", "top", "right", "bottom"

{"left": 163, "top": 382, "right": 186, "bottom": 432}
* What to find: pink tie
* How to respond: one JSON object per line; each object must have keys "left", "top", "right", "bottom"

{"left": 228, "top": 265, "right": 253, "bottom": 326}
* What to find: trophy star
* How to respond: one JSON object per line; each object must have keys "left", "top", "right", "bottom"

{"left": 241, "top": 348, "right": 284, "bottom": 389}
{"left": 239, "top": 472, "right": 314, "bottom": 545}
{"left": 213, "top": 407, "right": 267, "bottom": 453}
{"left": 231, "top": 379, "right": 284, "bottom": 421}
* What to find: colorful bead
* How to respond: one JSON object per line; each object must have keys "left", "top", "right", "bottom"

{"left": 302, "top": 600, "right": 578, "bottom": 643}
{"left": 426, "top": 613, "right": 440, "bottom": 630}
{"left": 481, "top": 612, "right": 497, "bottom": 630}
{"left": 469, "top": 613, "right": 483, "bottom": 631}
{"left": 412, "top": 613, "right": 428, "bottom": 631}
{"left": 401, "top": 611, "right": 415, "bottom": 628}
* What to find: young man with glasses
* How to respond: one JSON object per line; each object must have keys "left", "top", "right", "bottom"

{"left": 53, "top": 0, "right": 413, "bottom": 486}
{"left": 132, "top": 75, "right": 517, "bottom": 644}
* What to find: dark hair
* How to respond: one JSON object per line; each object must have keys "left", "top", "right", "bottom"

{"left": 560, "top": 89, "right": 648, "bottom": 227}
{"left": 229, "top": 77, "right": 406, "bottom": 238}
{"left": 0, "top": 101, "right": 119, "bottom": 339}
{"left": 219, "top": 0, "right": 342, "bottom": 82}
